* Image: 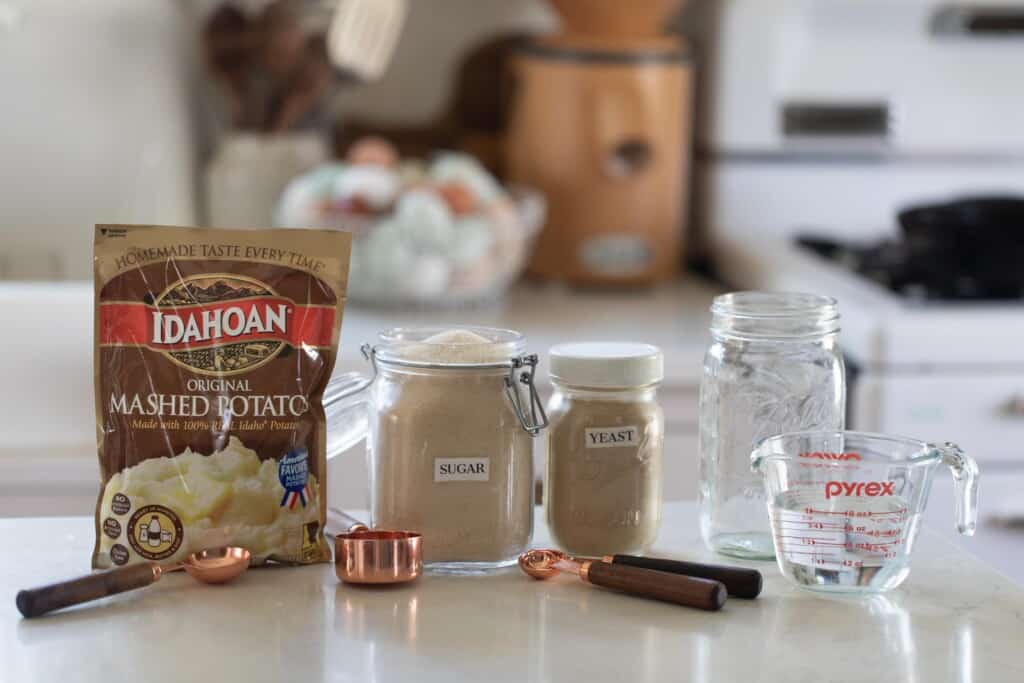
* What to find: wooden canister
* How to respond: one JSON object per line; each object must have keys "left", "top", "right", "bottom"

{"left": 506, "top": 36, "right": 694, "bottom": 286}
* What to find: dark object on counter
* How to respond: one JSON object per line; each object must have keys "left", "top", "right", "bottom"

{"left": 899, "top": 196, "right": 1024, "bottom": 252}
{"left": 799, "top": 196, "right": 1024, "bottom": 301}
{"left": 587, "top": 562, "right": 726, "bottom": 611}
{"left": 334, "top": 32, "right": 529, "bottom": 173}
{"left": 204, "top": 5, "right": 254, "bottom": 126}
{"left": 203, "top": 0, "right": 335, "bottom": 132}
{"left": 606, "top": 555, "right": 763, "bottom": 599}
{"left": 16, "top": 547, "right": 251, "bottom": 618}
{"left": 518, "top": 549, "right": 727, "bottom": 611}
{"left": 17, "top": 563, "right": 159, "bottom": 619}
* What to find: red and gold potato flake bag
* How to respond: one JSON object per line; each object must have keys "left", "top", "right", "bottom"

{"left": 93, "top": 225, "right": 350, "bottom": 568}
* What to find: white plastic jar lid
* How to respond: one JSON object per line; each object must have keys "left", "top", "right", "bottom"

{"left": 549, "top": 342, "right": 664, "bottom": 389}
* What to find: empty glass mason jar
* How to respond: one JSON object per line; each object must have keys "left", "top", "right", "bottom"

{"left": 698, "top": 293, "right": 845, "bottom": 559}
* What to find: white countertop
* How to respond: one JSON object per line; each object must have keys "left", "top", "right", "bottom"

{"left": 3, "top": 502, "right": 1023, "bottom": 683}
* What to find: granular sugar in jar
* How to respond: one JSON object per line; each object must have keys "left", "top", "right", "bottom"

{"left": 368, "top": 327, "right": 543, "bottom": 571}
{"left": 545, "top": 342, "right": 664, "bottom": 557}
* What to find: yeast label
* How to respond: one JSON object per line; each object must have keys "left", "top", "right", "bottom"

{"left": 585, "top": 426, "right": 640, "bottom": 449}
{"left": 434, "top": 457, "right": 490, "bottom": 482}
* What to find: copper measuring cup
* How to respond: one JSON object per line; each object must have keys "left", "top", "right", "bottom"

{"left": 328, "top": 509, "right": 422, "bottom": 584}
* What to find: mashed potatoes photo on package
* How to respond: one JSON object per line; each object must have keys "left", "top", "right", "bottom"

{"left": 96, "top": 438, "right": 322, "bottom": 565}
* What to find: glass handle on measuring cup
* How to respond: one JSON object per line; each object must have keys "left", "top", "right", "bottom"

{"left": 938, "top": 442, "right": 979, "bottom": 536}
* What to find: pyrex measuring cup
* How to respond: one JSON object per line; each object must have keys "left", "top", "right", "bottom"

{"left": 751, "top": 431, "right": 979, "bottom": 593}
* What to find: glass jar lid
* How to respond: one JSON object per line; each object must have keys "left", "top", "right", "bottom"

{"left": 374, "top": 326, "right": 525, "bottom": 368}
{"left": 549, "top": 342, "right": 664, "bottom": 389}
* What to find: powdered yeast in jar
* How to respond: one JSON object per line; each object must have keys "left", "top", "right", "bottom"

{"left": 545, "top": 342, "right": 664, "bottom": 556}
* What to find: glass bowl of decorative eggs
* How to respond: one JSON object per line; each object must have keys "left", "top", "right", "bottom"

{"left": 275, "top": 142, "right": 545, "bottom": 307}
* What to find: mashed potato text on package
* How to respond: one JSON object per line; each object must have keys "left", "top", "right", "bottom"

{"left": 93, "top": 225, "right": 350, "bottom": 569}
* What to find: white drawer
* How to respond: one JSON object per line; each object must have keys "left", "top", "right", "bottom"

{"left": 853, "top": 372, "right": 1024, "bottom": 465}
{"left": 1, "top": 450, "right": 99, "bottom": 518}
{"left": 327, "top": 444, "right": 370, "bottom": 510}
{"left": 664, "top": 433, "right": 699, "bottom": 501}
{"left": 662, "top": 385, "right": 700, "bottom": 431}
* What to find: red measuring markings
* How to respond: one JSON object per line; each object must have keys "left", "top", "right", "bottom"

{"left": 802, "top": 506, "right": 907, "bottom": 517}
{"left": 860, "top": 528, "right": 901, "bottom": 538}
{"left": 774, "top": 522, "right": 905, "bottom": 537}
{"left": 783, "top": 551, "right": 868, "bottom": 566}
{"left": 772, "top": 522, "right": 845, "bottom": 533}
{"left": 804, "top": 557, "right": 865, "bottom": 568}
{"left": 774, "top": 529, "right": 903, "bottom": 546}
{"left": 846, "top": 540, "right": 901, "bottom": 551}
{"left": 778, "top": 518, "right": 905, "bottom": 530}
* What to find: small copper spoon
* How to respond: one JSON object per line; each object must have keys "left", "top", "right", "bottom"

{"left": 519, "top": 549, "right": 727, "bottom": 611}
{"left": 16, "top": 546, "right": 251, "bottom": 618}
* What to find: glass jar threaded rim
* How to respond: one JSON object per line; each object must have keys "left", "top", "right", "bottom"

{"left": 710, "top": 292, "right": 840, "bottom": 341}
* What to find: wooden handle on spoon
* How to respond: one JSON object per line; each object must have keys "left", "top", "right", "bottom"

{"left": 16, "top": 563, "right": 160, "bottom": 618}
{"left": 583, "top": 562, "right": 727, "bottom": 611}
{"left": 608, "top": 555, "right": 763, "bottom": 599}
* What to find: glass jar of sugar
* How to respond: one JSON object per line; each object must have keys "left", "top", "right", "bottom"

{"left": 324, "top": 327, "right": 547, "bottom": 572}
{"left": 544, "top": 342, "right": 665, "bottom": 557}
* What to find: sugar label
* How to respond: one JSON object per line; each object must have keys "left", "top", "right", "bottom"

{"left": 434, "top": 457, "right": 490, "bottom": 482}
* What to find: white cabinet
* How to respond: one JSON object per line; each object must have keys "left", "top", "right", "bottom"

{"left": 665, "top": 433, "right": 700, "bottom": 501}
{"left": 663, "top": 386, "right": 701, "bottom": 501}
{"left": 854, "top": 371, "right": 1024, "bottom": 465}
{"left": 2, "top": 453, "right": 99, "bottom": 518}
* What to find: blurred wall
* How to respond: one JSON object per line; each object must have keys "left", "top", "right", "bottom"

{"left": 0, "top": 0, "right": 199, "bottom": 281}
{"left": 0, "top": 0, "right": 556, "bottom": 280}
{"left": 333, "top": 0, "right": 555, "bottom": 125}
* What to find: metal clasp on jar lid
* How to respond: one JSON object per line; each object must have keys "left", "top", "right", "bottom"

{"left": 505, "top": 354, "right": 548, "bottom": 435}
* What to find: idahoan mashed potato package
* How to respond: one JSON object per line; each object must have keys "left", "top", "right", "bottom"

{"left": 92, "top": 225, "right": 350, "bottom": 569}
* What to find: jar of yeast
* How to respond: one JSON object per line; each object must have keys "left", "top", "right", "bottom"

{"left": 544, "top": 342, "right": 664, "bottom": 556}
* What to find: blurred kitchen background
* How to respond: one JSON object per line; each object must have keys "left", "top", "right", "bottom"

{"left": 3, "top": 0, "right": 1024, "bottom": 579}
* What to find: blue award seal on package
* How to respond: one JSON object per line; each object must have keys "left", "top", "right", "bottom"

{"left": 279, "top": 449, "right": 310, "bottom": 509}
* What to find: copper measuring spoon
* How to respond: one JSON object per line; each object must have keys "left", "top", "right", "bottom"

{"left": 16, "top": 546, "right": 252, "bottom": 618}
{"left": 519, "top": 549, "right": 727, "bottom": 611}
{"left": 328, "top": 508, "right": 422, "bottom": 584}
